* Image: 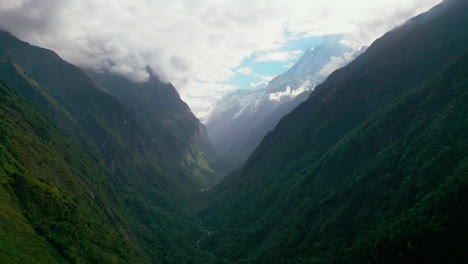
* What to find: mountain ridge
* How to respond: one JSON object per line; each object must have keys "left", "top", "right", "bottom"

{"left": 0, "top": 31, "right": 215, "bottom": 263}
{"left": 200, "top": 0, "right": 468, "bottom": 262}
{"left": 206, "top": 35, "right": 353, "bottom": 172}
{"left": 0, "top": 0, "right": 466, "bottom": 263}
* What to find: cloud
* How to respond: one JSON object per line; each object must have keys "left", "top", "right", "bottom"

{"left": 269, "top": 80, "right": 314, "bottom": 102}
{"left": 259, "top": 75, "right": 276, "bottom": 82}
{"left": 237, "top": 67, "right": 254, "bottom": 75}
{"left": 283, "top": 62, "right": 295, "bottom": 68}
{"left": 255, "top": 50, "right": 303, "bottom": 62}
{"left": 0, "top": 0, "right": 442, "bottom": 116}
{"left": 180, "top": 80, "right": 238, "bottom": 120}
{"left": 318, "top": 51, "right": 355, "bottom": 78}
{"left": 250, "top": 81, "right": 268, "bottom": 88}
{"left": 0, "top": 0, "right": 28, "bottom": 10}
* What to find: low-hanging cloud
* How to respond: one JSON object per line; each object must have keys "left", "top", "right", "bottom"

{"left": 251, "top": 81, "right": 268, "bottom": 88}
{"left": 0, "top": 0, "right": 442, "bottom": 117}
{"left": 318, "top": 51, "right": 359, "bottom": 79}
{"left": 269, "top": 80, "right": 315, "bottom": 102}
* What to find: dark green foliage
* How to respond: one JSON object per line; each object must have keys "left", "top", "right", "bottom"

{"left": 0, "top": 82, "right": 141, "bottom": 263}
{"left": 0, "top": 46, "right": 210, "bottom": 262}
{"left": 202, "top": 50, "right": 468, "bottom": 264}
{"left": 0, "top": 29, "right": 215, "bottom": 194}
{"left": 0, "top": 1, "right": 467, "bottom": 263}
{"left": 87, "top": 70, "right": 220, "bottom": 187}
{"left": 200, "top": 1, "right": 468, "bottom": 263}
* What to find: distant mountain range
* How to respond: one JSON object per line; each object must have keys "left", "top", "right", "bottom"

{"left": 206, "top": 35, "right": 356, "bottom": 172}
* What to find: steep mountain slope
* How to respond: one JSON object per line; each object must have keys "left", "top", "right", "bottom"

{"left": 200, "top": 0, "right": 468, "bottom": 262}
{"left": 0, "top": 30, "right": 216, "bottom": 191}
{"left": 0, "top": 34, "right": 213, "bottom": 262}
{"left": 0, "top": 50, "right": 93, "bottom": 149}
{"left": 206, "top": 36, "right": 353, "bottom": 171}
{"left": 87, "top": 70, "right": 219, "bottom": 186}
{"left": 0, "top": 80, "right": 143, "bottom": 263}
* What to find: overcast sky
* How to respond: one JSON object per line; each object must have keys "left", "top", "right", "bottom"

{"left": 0, "top": 0, "right": 441, "bottom": 119}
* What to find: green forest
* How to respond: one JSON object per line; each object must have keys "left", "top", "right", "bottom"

{"left": 0, "top": 0, "right": 467, "bottom": 263}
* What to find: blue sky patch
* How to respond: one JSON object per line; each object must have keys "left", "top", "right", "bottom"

{"left": 227, "top": 36, "right": 323, "bottom": 90}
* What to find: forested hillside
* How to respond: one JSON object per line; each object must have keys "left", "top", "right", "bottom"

{"left": 200, "top": 1, "right": 468, "bottom": 262}
{"left": 0, "top": 0, "right": 466, "bottom": 263}
{"left": 0, "top": 39, "right": 211, "bottom": 263}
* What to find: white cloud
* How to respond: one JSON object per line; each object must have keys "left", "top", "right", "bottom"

{"left": 318, "top": 51, "right": 356, "bottom": 78}
{"left": 250, "top": 81, "right": 268, "bottom": 88}
{"left": 255, "top": 50, "right": 303, "bottom": 62}
{"left": 0, "top": 0, "right": 442, "bottom": 116}
{"left": 269, "top": 80, "right": 315, "bottom": 102}
{"left": 179, "top": 80, "right": 238, "bottom": 120}
{"left": 283, "top": 62, "right": 295, "bottom": 68}
{"left": 259, "top": 75, "right": 276, "bottom": 81}
{"left": 237, "top": 67, "right": 253, "bottom": 75}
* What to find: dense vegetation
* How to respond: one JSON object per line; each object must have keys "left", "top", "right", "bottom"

{"left": 0, "top": 80, "right": 141, "bottom": 263}
{"left": 0, "top": 0, "right": 466, "bottom": 263}
{"left": 199, "top": 1, "right": 468, "bottom": 263}
{"left": 0, "top": 30, "right": 219, "bottom": 193}
{"left": 0, "top": 43, "right": 211, "bottom": 263}
{"left": 87, "top": 70, "right": 218, "bottom": 186}
{"left": 201, "top": 52, "right": 468, "bottom": 263}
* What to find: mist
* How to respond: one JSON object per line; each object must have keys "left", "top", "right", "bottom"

{"left": 0, "top": 0, "right": 442, "bottom": 116}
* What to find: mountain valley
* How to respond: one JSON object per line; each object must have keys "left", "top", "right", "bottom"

{"left": 0, "top": 0, "right": 466, "bottom": 263}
